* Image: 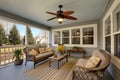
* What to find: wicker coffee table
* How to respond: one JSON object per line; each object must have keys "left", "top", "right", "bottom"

{"left": 48, "top": 54, "right": 68, "bottom": 69}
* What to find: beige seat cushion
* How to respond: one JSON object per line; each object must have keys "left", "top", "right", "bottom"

{"left": 39, "top": 48, "right": 46, "bottom": 53}
{"left": 46, "top": 47, "right": 52, "bottom": 52}
{"left": 29, "top": 49, "right": 38, "bottom": 56}
{"left": 85, "top": 56, "right": 101, "bottom": 68}
{"left": 35, "top": 51, "right": 54, "bottom": 60}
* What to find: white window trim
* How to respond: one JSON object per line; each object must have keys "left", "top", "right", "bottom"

{"left": 52, "top": 24, "right": 97, "bottom": 48}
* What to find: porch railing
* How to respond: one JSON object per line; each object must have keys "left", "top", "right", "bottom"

{"left": 0, "top": 45, "right": 25, "bottom": 65}
{"left": 0, "top": 44, "right": 48, "bottom": 66}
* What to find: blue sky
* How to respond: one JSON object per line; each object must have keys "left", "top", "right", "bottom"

{"left": 16, "top": 24, "right": 26, "bottom": 36}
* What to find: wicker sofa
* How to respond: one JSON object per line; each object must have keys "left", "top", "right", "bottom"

{"left": 73, "top": 49, "right": 111, "bottom": 80}
{"left": 23, "top": 46, "right": 54, "bottom": 68}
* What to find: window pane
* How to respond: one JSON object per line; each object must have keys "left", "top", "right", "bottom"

{"left": 72, "top": 37, "right": 80, "bottom": 44}
{"left": 62, "top": 38, "right": 69, "bottom": 44}
{"left": 72, "top": 29, "right": 80, "bottom": 36}
{"left": 114, "top": 34, "right": 120, "bottom": 58}
{"left": 54, "top": 38, "right": 60, "bottom": 44}
{"left": 83, "top": 27, "right": 94, "bottom": 45}
{"left": 71, "top": 29, "right": 80, "bottom": 44}
{"left": 117, "top": 12, "right": 120, "bottom": 31}
{"left": 54, "top": 31, "right": 60, "bottom": 37}
{"left": 54, "top": 31, "right": 61, "bottom": 44}
{"left": 62, "top": 30, "right": 69, "bottom": 37}
{"left": 62, "top": 30, "right": 69, "bottom": 44}
{"left": 83, "top": 27, "right": 93, "bottom": 36}
{"left": 113, "top": 4, "right": 120, "bottom": 32}
{"left": 105, "top": 17, "right": 111, "bottom": 35}
{"left": 105, "top": 36, "right": 111, "bottom": 53}
{"left": 83, "top": 37, "right": 93, "bottom": 44}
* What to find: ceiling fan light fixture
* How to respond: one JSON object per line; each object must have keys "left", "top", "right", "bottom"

{"left": 46, "top": 5, "right": 77, "bottom": 23}
{"left": 57, "top": 17, "right": 63, "bottom": 24}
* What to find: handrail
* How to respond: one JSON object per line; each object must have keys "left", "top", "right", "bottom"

{"left": 0, "top": 44, "right": 48, "bottom": 66}
{"left": 0, "top": 45, "right": 26, "bottom": 65}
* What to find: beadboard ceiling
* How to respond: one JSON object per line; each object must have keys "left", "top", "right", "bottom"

{"left": 0, "top": 0, "right": 109, "bottom": 27}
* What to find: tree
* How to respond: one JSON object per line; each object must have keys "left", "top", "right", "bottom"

{"left": 0, "top": 24, "right": 6, "bottom": 46}
{"left": 26, "top": 26, "right": 34, "bottom": 44}
{"left": 9, "top": 25, "right": 21, "bottom": 45}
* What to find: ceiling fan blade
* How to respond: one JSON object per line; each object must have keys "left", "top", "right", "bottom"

{"left": 46, "top": 12, "right": 57, "bottom": 15}
{"left": 47, "top": 17, "right": 57, "bottom": 21}
{"left": 62, "top": 11, "right": 74, "bottom": 15}
{"left": 64, "top": 15, "right": 77, "bottom": 20}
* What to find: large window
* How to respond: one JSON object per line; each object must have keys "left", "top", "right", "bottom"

{"left": 83, "top": 27, "right": 94, "bottom": 44}
{"left": 104, "top": 17, "right": 111, "bottom": 53}
{"left": 105, "top": 17, "right": 111, "bottom": 35}
{"left": 52, "top": 24, "right": 97, "bottom": 47}
{"left": 62, "top": 30, "right": 69, "bottom": 44}
{"left": 54, "top": 31, "right": 61, "bottom": 44}
{"left": 71, "top": 29, "right": 80, "bottom": 44}
{"left": 113, "top": 3, "right": 120, "bottom": 58}
{"left": 103, "top": 3, "right": 120, "bottom": 58}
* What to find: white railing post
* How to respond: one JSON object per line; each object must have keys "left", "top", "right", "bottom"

{"left": 0, "top": 47, "right": 1, "bottom": 65}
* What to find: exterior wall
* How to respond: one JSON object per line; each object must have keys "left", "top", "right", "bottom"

{"left": 50, "top": 19, "right": 101, "bottom": 56}
{"left": 102, "top": 0, "right": 120, "bottom": 80}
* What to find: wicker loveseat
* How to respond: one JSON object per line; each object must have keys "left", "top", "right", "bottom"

{"left": 23, "top": 46, "right": 54, "bottom": 68}
{"left": 73, "top": 49, "right": 111, "bottom": 80}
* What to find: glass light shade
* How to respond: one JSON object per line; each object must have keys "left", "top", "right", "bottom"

{"left": 57, "top": 18, "right": 63, "bottom": 24}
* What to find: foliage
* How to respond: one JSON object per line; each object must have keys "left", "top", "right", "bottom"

{"left": 0, "top": 24, "right": 7, "bottom": 46}
{"left": 72, "top": 46, "right": 84, "bottom": 50}
{"left": 72, "top": 46, "right": 79, "bottom": 50}
{"left": 56, "top": 44, "right": 65, "bottom": 53}
{"left": 13, "top": 49, "right": 22, "bottom": 60}
{"left": 26, "top": 26, "right": 35, "bottom": 44}
{"left": 9, "top": 25, "right": 21, "bottom": 45}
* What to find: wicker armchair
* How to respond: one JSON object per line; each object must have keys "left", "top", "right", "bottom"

{"left": 73, "top": 50, "right": 111, "bottom": 80}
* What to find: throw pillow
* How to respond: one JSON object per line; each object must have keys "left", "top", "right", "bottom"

{"left": 39, "top": 48, "right": 46, "bottom": 53}
{"left": 46, "top": 47, "right": 52, "bottom": 52}
{"left": 29, "top": 49, "right": 38, "bottom": 56}
{"left": 85, "top": 56, "right": 101, "bottom": 68}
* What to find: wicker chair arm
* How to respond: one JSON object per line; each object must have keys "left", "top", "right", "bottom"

{"left": 73, "top": 65, "right": 105, "bottom": 80}
{"left": 26, "top": 54, "right": 36, "bottom": 61}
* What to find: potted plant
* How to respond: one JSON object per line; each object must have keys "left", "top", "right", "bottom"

{"left": 56, "top": 44, "right": 65, "bottom": 55}
{"left": 13, "top": 49, "right": 23, "bottom": 65}
{"left": 72, "top": 46, "right": 79, "bottom": 50}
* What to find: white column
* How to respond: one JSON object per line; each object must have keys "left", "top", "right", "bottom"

{"left": 25, "top": 25, "right": 28, "bottom": 45}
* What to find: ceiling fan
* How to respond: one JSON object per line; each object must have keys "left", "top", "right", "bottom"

{"left": 46, "top": 5, "right": 77, "bottom": 24}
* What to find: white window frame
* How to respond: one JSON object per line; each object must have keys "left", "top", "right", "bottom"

{"left": 70, "top": 27, "right": 81, "bottom": 46}
{"left": 52, "top": 24, "right": 97, "bottom": 47}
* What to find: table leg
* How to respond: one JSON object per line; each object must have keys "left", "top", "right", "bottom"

{"left": 66, "top": 56, "right": 68, "bottom": 62}
{"left": 57, "top": 61, "right": 59, "bottom": 69}
{"left": 49, "top": 60, "right": 51, "bottom": 67}
{"left": 83, "top": 53, "right": 85, "bottom": 58}
{"left": 69, "top": 52, "right": 71, "bottom": 56}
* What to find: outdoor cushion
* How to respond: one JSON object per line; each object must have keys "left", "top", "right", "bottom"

{"left": 85, "top": 56, "right": 101, "bottom": 68}
{"left": 46, "top": 47, "right": 52, "bottom": 52}
{"left": 39, "top": 48, "right": 46, "bottom": 53}
{"left": 29, "top": 49, "right": 38, "bottom": 56}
